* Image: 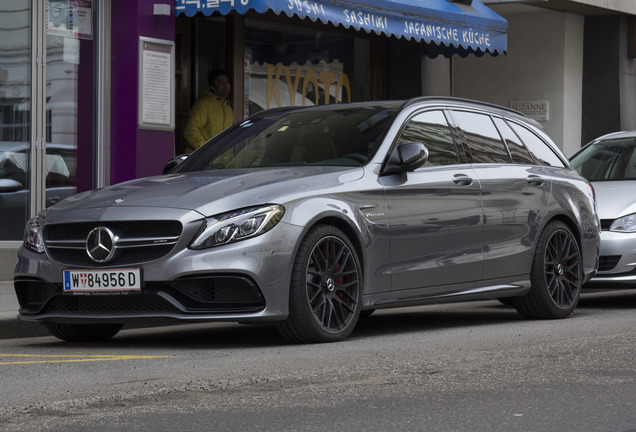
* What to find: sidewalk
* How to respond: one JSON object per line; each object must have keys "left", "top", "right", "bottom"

{"left": 0, "top": 280, "right": 49, "bottom": 339}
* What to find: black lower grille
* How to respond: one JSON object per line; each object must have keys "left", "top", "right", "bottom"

{"left": 14, "top": 280, "right": 59, "bottom": 310}
{"left": 45, "top": 294, "right": 177, "bottom": 313}
{"left": 170, "top": 276, "right": 264, "bottom": 305}
{"left": 598, "top": 255, "right": 621, "bottom": 272}
{"left": 15, "top": 276, "right": 265, "bottom": 316}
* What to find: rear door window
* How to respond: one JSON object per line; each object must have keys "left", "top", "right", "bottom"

{"left": 507, "top": 121, "right": 566, "bottom": 167}
{"left": 493, "top": 118, "right": 535, "bottom": 164}
{"left": 450, "top": 111, "right": 511, "bottom": 164}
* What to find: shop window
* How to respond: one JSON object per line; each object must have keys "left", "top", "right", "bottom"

{"left": 244, "top": 19, "right": 371, "bottom": 114}
{"left": 0, "top": 1, "right": 32, "bottom": 241}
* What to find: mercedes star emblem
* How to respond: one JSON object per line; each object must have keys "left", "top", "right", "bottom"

{"left": 86, "top": 226, "right": 117, "bottom": 263}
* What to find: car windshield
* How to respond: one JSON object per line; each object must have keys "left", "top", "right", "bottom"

{"left": 174, "top": 104, "right": 398, "bottom": 173}
{"left": 570, "top": 137, "right": 636, "bottom": 181}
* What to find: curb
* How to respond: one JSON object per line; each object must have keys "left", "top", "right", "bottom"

{"left": 0, "top": 312, "right": 50, "bottom": 339}
{"left": 1, "top": 281, "right": 51, "bottom": 340}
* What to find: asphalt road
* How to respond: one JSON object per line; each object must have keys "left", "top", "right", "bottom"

{"left": 0, "top": 291, "right": 634, "bottom": 432}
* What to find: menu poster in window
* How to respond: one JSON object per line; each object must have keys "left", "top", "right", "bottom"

{"left": 47, "top": 0, "right": 93, "bottom": 40}
{"left": 138, "top": 37, "right": 175, "bottom": 131}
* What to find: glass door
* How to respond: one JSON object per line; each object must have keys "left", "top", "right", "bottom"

{"left": 45, "top": 0, "right": 96, "bottom": 212}
{"left": 0, "top": 1, "right": 33, "bottom": 241}
{"left": 0, "top": 0, "right": 97, "bottom": 242}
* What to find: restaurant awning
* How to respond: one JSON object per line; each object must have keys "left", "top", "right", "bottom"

{"left": 175, "top": 0, "right": 507, "bottom": 57}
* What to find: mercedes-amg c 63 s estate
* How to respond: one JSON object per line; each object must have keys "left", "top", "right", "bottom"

{"left": 14, "top": 97, "right": 600, "bottom": 343}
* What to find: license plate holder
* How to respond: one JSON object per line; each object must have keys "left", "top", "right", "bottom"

{"left": 63, "top": 268, "right": 142, "bottom": 292}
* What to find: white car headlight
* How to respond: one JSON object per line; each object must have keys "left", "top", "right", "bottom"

{"left": 190, "top": 205, "right": 285, "bottom": 249}
{"left": 24, "top": 210, "right": 47, "bottom": 253}
{"left": 610, "top": 213, "right": 636, "bottom": 232}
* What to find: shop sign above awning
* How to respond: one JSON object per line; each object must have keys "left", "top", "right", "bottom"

{"left": 175, "top": 0, "right": 507, "bottom": 56}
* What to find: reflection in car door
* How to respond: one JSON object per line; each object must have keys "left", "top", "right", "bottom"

{"left": 449, "top": 111, "right": 551, "bottom": 280}
{"left": 381, "top": 110, "right": 484, "bottom": 293}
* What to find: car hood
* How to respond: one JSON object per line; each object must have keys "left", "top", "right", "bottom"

{"left": 591, "top": 181, "right": 636, "bottom": 219}
{"left": 51, "top": 166, "right": 364, "bottom": 217}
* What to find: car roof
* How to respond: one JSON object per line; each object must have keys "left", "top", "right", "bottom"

{"left": 249, "top": 96, "right": 533, "bottom": 125}
{"left": 589, "top": 130, "right": 636, "bottom": 142}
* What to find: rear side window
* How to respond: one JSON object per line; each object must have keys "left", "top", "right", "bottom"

{"left": 451, "top": 111, "right": 511, "bottom": 164}
{"left": 493, "top": 118, "right": 535, "bottom": 164}
{"left": 508, "top": 121, "right": 566, "bottom": 167}
{"left": 396, "top": 110, "right": 459, "bottom": 166}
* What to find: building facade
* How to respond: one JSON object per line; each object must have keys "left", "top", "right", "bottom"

{"left": 454, "top": 0, "right": 636, "bottom": 156}
{"left": 1, "top": 0, "right": 635, "bottom": 279}
{"left": 0, "top": 0, "right": 507, "bottom": 277}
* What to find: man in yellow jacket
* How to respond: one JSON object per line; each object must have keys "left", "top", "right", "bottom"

{"left": 183, "top": 70, "right": 234, "bottom": 153}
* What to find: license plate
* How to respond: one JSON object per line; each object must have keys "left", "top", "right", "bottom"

{"left": 63, "top": 268, "right": 141, "bottom": 292}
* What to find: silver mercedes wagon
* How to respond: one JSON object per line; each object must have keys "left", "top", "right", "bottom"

{"left": 14, "top": 97, "right": 600, "bottom": 343}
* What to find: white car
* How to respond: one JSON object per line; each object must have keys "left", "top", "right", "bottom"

{"left": 570, "top": 131, "right": 636, "bottom": 289}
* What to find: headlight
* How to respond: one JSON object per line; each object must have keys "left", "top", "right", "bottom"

{"left": 190, "top": 204, "right": 285, "bottom": 249}
{"left": 610, "top": 213, "right": 636, "bottom": 232}
{"left": 24, "top": 210, "right": 47, "bottom": 253}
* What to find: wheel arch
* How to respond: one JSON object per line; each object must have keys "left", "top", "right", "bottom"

{"left": 290, "top": 213, "right": 366, "bottom": 282}
{"left": 309, "top": 215, "right": 364, "bottom": 275}
{"left": 541, "top": 213, "right": 583, "bottom": 249}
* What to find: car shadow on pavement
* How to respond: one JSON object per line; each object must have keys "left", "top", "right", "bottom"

{"left": 19, "top": 301, "right": 524, "bottom": 349}
{"left": 17, "top": 291, "right": 634, "bottom": 349}
{"left": 578, "top": 290, "right": 636, "bottom": 309}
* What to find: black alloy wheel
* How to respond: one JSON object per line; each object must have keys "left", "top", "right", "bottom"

{"left": 515, "top": 221, "right": 582, "bottom": 319}
{"left": 278, "top": 225, "right": 362, "bottom": 343}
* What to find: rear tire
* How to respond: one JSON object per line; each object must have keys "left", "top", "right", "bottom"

{"left": 45, "top": 323, "right": 123, "bottom": 342}
{"left": 278, "top": 225, "right": 362, "bottom": 343}
{"left": 515, "top": 221, "right": 582, "bottom": 319}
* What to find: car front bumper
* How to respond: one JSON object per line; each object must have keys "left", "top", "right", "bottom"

{"left": 13, "top": 222, "right": 304, "bottom": 325}
{"left": 584, "top": 229, "right": 636, "bottom": 289}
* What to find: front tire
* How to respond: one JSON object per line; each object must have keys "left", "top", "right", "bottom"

{"left": 278, "top": 225, "right": 362, "bottom": 343}
{"left": 45, "top": 323, "right": 123, "bottom": 342}
{"left": 515, "top": 221, "right": 582, "bottom": 319}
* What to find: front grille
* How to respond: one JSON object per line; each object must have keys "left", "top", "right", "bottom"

{"left": 600, "top": 219, "right": 614, "bottom": 230}
{"left": 47, "top": 221, "right": 182, "bottom": 240}
{"left": 49, "top": 245, "right": 176, "bottom": 267}
{"left": 598, "top": 255, "right": 621, "bottom": 272}
{"left": 44, "top": 220, "right": 183, "bottom": 267}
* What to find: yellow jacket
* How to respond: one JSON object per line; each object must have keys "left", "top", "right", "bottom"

{"left": 183, "top": 90, "right": 234, "bottom": 153}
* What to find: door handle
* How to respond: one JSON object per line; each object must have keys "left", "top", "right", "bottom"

{"left": 452, "top": 174, "right": 473, "bottom": 186}
{"left": 526, "top": 175, "right": 544, "bottom": 186}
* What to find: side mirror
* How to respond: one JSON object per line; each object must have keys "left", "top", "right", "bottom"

{"left": 162, "top": 154, "right": 189, "bottom": 175}
{"left": 382, "top": 142, "right": 429, "bottom": 175}
{"left": 0, "top": 178, "right": 24, "bottom": 193}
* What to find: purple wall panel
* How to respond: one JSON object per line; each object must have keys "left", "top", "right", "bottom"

{"left": 110, "top": 1, "right": 175, "bottom": 184}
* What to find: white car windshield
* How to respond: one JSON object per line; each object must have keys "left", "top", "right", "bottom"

{"left": 570, "top": 137, "right": 636, "bottom": 181}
